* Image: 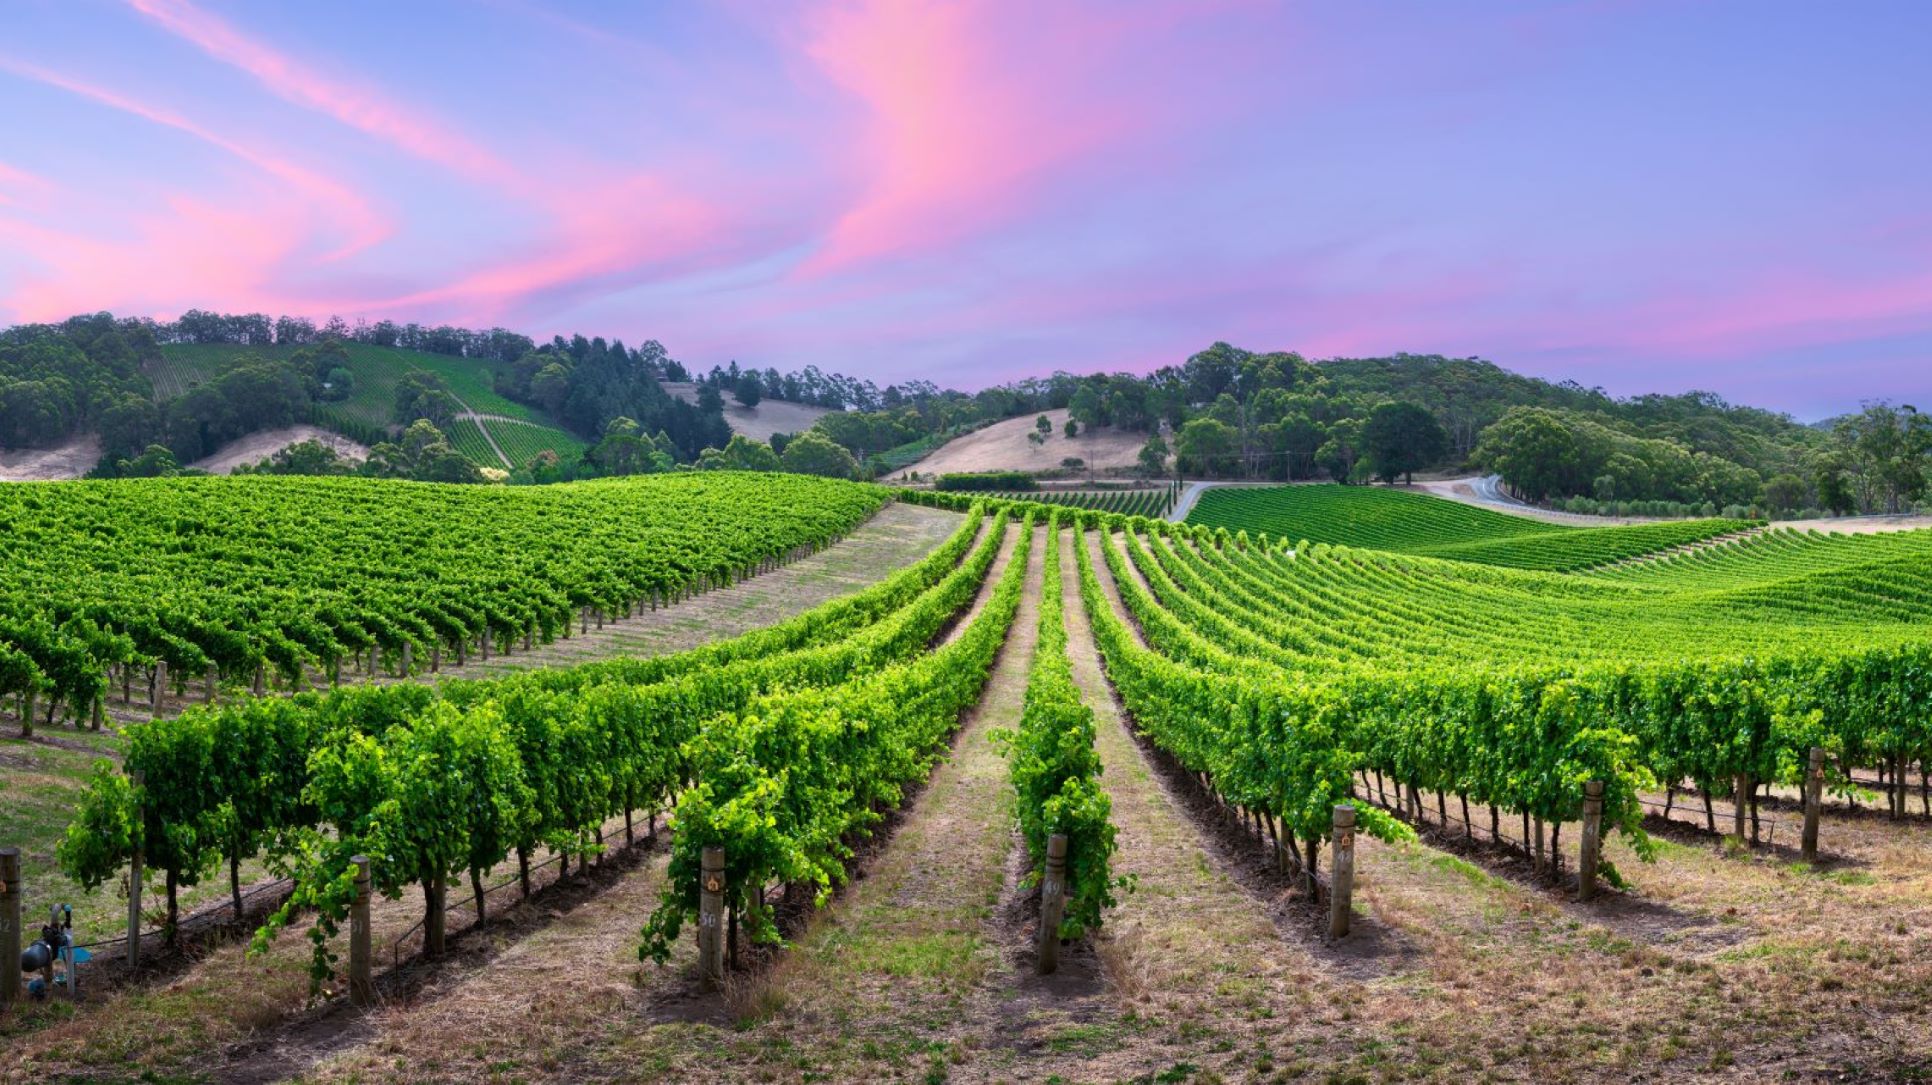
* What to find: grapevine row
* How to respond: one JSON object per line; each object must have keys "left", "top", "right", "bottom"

{"left": 58, "top": 505, "right": 1004, "bottom": 983}
{"left": 2, "top": 474, "right": 886, "bottom": 732}
{"left": 999, "top": 512, "right": 1117, "bottom": 939}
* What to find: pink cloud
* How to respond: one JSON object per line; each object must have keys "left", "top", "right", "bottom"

{"left": 369, "top": 175, "right": 753, "bottom": 324}
{"left": 0, "top": 193, "right": 315, "bottom": 323}
{"left": 125, "top": 0, "right": 519, "bottom": 190}
{"left": 0, "top": 160, "right": 52, "bottom": 208}
{"left": 0, "top": 57, "right": 388, "bottom": 258}
{"left": 797, "top": 0, "right": 1191, "bottom": 275}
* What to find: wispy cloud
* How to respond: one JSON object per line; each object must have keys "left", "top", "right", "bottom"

{"left": 125, "top": 0, "right": 519, "bottom": 189}
{"left": 0, "top": 56, "right": 388, "bottom": 257}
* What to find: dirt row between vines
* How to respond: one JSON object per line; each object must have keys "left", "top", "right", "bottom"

{"left": 1089, "top": 525, "right": 1932, "bottom": 1083}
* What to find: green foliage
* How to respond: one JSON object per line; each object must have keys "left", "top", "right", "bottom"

{"left": 936, "top": 471, "right": 1037, "bottom": 492}
{"left": 1000, "top": 514, "right": 1117, "bottom": 938}
{"left": 780, "top": 430, "right": 862, "bottom": 479}
{"left": 1361, "top": 401, "right": 1449, "bottom": 484}
{"left": 986, "top": 487, "right": 1178, "bottom": 519}
{"left": 641, "top": 508, "right": 1030, "bottom": 960}
{"left": 0, "top": 473, "right": 885, "bottom": 705}
{"left": 1474, "top": 405, "right": 1770, "bottom": 508}
{"left": 1188, "top": 483, "right": 1754, "bottom": 570}
{"left": 56, "top": 761, "right": 142, "bottom": 891}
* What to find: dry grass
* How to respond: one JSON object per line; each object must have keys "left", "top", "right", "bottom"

{"left": 898, "top": 409, "right": 1147, "bottom": 479}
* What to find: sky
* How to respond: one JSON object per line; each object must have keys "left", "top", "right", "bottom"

{"left": 1, "top": 1, "right": 1928, "bottom": 419}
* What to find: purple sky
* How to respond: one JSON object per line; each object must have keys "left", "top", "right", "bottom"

{"left": 2, "top": 1, "right": 1928, "bottom": 419}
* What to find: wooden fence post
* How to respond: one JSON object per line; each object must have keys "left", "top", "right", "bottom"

{"left": 1329, "top": 805, "right": 1356, "bottom": 940}
{"left": 699, "top": 847, "right": 725, "bottom": 991}
{"left": 1802, "top": 747, "right": 1825, "bottom": 863}
{"left": 127, "top": 769, "right": 144, "bottom": 971}
{"left": 151, "top": 660, "right": 167, "bottom": 718}
{"left": 1, "top": 847, "right": 21, "bottom": 1008}
{"left": 1037, "top": 833, "right": 1068, "bottom": 975}
{"left": 1578, "top": 781, "right": 1605, "bottom": 902}
{"left": 349, "top": 855, "right": 373, "bottom": 1008}
{"left": 400, "top": 642, "right": 412, "bottom": 677}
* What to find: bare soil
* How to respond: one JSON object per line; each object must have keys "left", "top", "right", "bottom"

{"left": 661, "top": 381, "right": 834, "bottom": 444}
{"left": 897, "top": 409, "right": 1148, "bottom": 480}
{"left": 190, "top": 425, "right": 370, "bottom": 474}
{"left": 0, "top": 434, "right": 101, "bottom": 481}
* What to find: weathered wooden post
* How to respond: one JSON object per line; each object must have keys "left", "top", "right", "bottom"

{"left": 400, "top": 642, "right": 412, "bottom": 676}
{"left": 1802, "top": 747, "right": 1826, "bottom": 863}
{"left": 1578, "top": 781, "right": 1605, "bottom": 902}
{"left": 479, "top": 630, "right": 489, "bottom": 661}
{"left": 151, "top": 659, "right": 167, "bottom": 717}
{"left": 127, "top": 770, "right": 143, "bottom": 971}
{"left": 1037, "top": 833, "right": 1068, "bottom": 975}
{"left": 580, "top": 607, "right": 589, "bottom": 635}
{"left": 1, "top": 847, "right": 21, "bottom": 1008}
{"left": 1329, "top": 805, "right": 1356, "bottom": 940}
{"left": 699, "top": 847, "right": 725, "bottom": 991}
{"left": 252, "top": 664, "right": 264, "bottom": 696}
{"left": 349, "top": 855, "right": 373, "bottom": 1008}
{"left": 430, "top": 644, "right": 440, "bottom": 673}
{"left": 205, "top": 666, "right": 218, "bottom": 704}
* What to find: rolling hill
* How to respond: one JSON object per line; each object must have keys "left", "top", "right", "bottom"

{"left": 154, "top": 342, "right": 585, "bottom": 469}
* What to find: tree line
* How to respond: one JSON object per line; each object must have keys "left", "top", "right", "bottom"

{"left": 8, "top": 311, "right": 1925, "bottom": 515}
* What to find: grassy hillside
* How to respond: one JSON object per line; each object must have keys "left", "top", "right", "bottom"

{"left": 1187, "top": 483, "right": 1754, "bottom": 569}
{"left": 155, "top": 342, "right": 585, "bottom": 468}
{"left": 1188, "top": 483, "right": 1565, "bottom": 549}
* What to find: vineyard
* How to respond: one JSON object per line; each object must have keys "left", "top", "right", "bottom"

{"left": 987, "top": 484, "right": 1180, "bottom": 519}
{"left": 6, "top": 478, "right": 1932, "bottom": 1082}
{"left": 1185, "top": 482, "right": 1759, "bottom": 570}
{"left": 154, "top": 342, "right": 583, "bottom": 465}
{"left": 0, "top": 474, "right": 885, "bottom": 738}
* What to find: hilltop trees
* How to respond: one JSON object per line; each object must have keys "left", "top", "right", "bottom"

{"left": 1814, "top": 402, "right": 1932, "bottom": 515}
{"left": 733, "top": 374, "right": 763, "bottom": 409}
{"left": 1362, "top": 401, "right": 1449, "bottom": 484}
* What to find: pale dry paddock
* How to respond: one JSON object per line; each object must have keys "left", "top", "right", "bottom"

{"left": 189, "top": 425, "right": 370, "bottom": 474}
{"left": 897, "top": 409, "right": 1148, "bottom": 480}
{"left": 0, "top": 434, "right": 101, "bottom": 481}
{"left": 661, "top": 382, "right": 834, "bottom": 444}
